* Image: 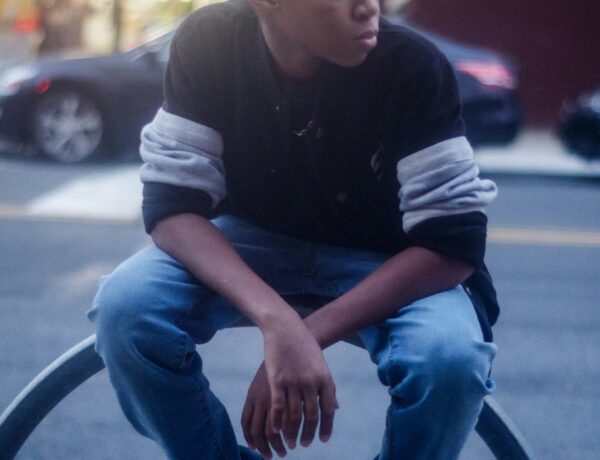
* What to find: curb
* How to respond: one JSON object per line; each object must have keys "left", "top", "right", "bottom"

{"left": 474, "top": 130, "right": 600, "bottom": 179}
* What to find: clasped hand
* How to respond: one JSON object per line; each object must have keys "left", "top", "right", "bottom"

{"left": 241, "top": 319, "right": 338, "bottom": 459}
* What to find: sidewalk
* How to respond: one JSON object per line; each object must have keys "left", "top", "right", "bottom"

{"left": 475, "top": 129, "right": 600, "bottom": 178}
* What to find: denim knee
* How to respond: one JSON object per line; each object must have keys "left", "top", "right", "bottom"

{"left": 383, "top": 328, "right": 496, "bottom": 405}
{"left": 89, "top": 270, "right": 194, "bottom": 374}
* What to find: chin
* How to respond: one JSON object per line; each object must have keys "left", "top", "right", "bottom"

{"left": 331, "top": 50, "right": 371, "bottom": 68}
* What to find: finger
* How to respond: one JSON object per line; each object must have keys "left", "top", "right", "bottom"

{"left": 241, "top": 401, "right": 255, "bottom": 450}
{"left": 318, "top": 380, "right": 339, "bottom": 443}
{"left": 265, "top": 412, "right": 287, "bottom": 458}
{"left": 251, "top": 405, "right": 273, "bottom": 459}
{"left": 282, "top": 386, "right": 302, "bottom": 449}
{"left": 269, "top": 384, "right": 286, "bottom": 435}
{"left": 300, "top": 388, "right": 319, "bottom": 447}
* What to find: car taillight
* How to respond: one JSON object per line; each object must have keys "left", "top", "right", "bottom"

{"left": 456, "top": 60, "right": 517, "bottom": 90}
{"left": 35, "top": 79, "right": 52, "bottom": 94}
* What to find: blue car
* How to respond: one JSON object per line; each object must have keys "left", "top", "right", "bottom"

{"left": 0, "top": 22, "right": 521, "bottom": 163}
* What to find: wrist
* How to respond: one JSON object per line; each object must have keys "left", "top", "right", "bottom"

{"left": 254, "top": 301, "right": 303, "bottom": 333}
{"left": 303, "top": 313, "right": 331, "bottom": 349}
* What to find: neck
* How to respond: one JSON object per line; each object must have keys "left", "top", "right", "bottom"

{"left": 259, "top": 22, "right": 321, "bottom": 82}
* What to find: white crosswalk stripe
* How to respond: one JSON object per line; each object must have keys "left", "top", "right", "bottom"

{"left": 0, "top": 166, "right": 142, "bottom": 223}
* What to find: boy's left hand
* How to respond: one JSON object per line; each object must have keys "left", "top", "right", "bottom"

{"left": 242, "top": 363, "right": 288, "bottom": 459}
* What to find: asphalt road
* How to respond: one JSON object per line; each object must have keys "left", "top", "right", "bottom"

{"left": 0, "top": 151, "right": 599, "bottom": 459}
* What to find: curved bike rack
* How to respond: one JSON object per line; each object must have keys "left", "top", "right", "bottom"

{"left": 0, "top": 332, "right": 534, "bottom": 459}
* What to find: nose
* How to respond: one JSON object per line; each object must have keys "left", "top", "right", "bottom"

{"left": 353, "top": 0, "right": 380, "bottom": 21}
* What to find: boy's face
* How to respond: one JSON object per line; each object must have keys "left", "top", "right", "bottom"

{"left": 275, "top": 0, "right": 380, "bottom": 68}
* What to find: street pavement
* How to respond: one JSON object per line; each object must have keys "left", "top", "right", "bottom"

{"left": 0, "top": 131, "right": 599, "bottom": 459}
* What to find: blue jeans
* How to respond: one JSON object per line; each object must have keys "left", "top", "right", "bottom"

{"left": 88, "top": 215, "right": 496, "bottom": 460}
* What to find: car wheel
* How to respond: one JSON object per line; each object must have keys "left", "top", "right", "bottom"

{"left": 31, "top": 90, "right": 104, "bottom": 163}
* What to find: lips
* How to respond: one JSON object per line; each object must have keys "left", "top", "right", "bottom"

{"left": 355, "top": 30, "right": 378, "bottom": 41}
{"left": 354, "top": 30, "right": 378, "bottom": 52}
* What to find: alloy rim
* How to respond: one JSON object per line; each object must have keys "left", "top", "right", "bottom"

{"left": 34, "top": 93, "right": 103, "bottom": 163}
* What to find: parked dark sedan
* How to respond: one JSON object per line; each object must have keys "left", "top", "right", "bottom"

{"left": 0, "top": 22, "right": 521, "bottom": 163}
{"left": 0, "top": 33, "right": 169, "bottom": 163}
{"left": 559, "top": 89, "right": 600, "bottom": 160}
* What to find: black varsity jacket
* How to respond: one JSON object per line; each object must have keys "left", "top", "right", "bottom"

{"left": 139, "top": 0, "right": 500, "bottom": 340}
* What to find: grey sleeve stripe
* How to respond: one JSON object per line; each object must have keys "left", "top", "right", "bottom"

{"left": 396, "top": 136, "right": 497, "bottom": 232}
{"left": 139, "top": 108, "right": 227, "bottom": 208}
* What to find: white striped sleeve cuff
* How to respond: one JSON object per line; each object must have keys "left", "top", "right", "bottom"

{"left": 139, "top": 108, "right": 227, "bottom": 209}
{"left": 396, "top": 136, "right": 498, "bottom": 233}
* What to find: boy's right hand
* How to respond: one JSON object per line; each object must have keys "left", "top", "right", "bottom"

{"left": 152, "top": 215, "right": 338, "bottom": 453}
{"left": 260, "top": 314, "right": 339, "bottom": 451}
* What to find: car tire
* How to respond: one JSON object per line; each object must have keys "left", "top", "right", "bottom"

{"left": 31, "top": 90, "right": 104, "bottom": 163}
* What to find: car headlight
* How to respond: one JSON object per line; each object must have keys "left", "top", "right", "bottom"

{"left": 0, "top": 65, "right": 38, "bottom": 96}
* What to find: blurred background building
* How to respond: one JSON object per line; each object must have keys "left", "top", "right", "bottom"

{"left": 0, "top": 0, "right": 40, "bottom": 64}
{"left": 0, "top": 0, "right": 221, "bottom": 58}
{"left": 385, "top": 0, "right": 600, "bottom": 127}
{"left": 1, "top": 0, "right": 598, "bottom": 129}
